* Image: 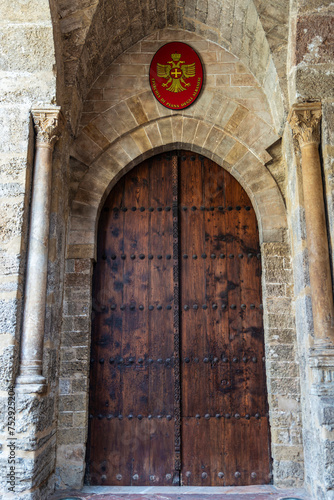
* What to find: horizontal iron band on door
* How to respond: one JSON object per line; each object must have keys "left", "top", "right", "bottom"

{"left": 91, "top": 355, "right": 262, "bottom": 365}
{"left": 89, "top": 413, "right": 265, "bottom": 420}
{"left": 95, "top": 303, "right": 263, "bottom": 311}
{"left": 104, "top": 473, "right": 176, "bottom": 482}
{"left": 183, "top": 471, "right": 259, "bottom": 479}
{"left": 183, "top": 303, "right": 263, "bottom": 310}
{"left": 104, "top": 205, "right": 252, "bottom": 212}
{"left": 102, "top": 252, "right": 261, "bottom": 260}
{"left": 183, "top": 356, "right": 260, "bottom": 363}
{"left": 93, "top": 471, "right": 260, "bottom": 480}
{"left": 92, "top": 357, "right": 174, "bottom": 365}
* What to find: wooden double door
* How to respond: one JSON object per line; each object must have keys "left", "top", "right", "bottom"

{"left": 87, "top": 151, "right": 271, "bottom": 487}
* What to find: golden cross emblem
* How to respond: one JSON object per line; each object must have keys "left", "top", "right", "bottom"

{"left": 171, "top": 68, "right": 182, "bottom": 79}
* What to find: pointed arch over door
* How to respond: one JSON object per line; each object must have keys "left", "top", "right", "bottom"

{"left": 86, "top": 151, "right": 271, "bottom": 487}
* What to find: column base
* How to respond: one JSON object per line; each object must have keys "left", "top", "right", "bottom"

{"left": 15, "top": 373, "right": 47, "bottom": 394}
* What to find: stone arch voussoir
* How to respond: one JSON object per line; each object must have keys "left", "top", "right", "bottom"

{"left": 68, "top": 116, "right": 287, "bottom": 260}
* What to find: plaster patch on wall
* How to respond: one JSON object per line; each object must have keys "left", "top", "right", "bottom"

{"left": 303, "top": 35, "right": 324, "bottom": 63}
{"left": 296, "top": 15, "right": 334, "bottom": 65}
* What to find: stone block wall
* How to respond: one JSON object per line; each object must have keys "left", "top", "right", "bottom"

{"left": 0, "top": 1, "right": 64, "bottom": 498}
{"left": 262, "top": 242, "right": 304, "bottom": 486}
{"left": 288, "top": 1, "right": 334, "bottom": 103}
{"left": 323, "top": 101, "right": 334, "bottom": 270}
{"left": 283, "top": 108, "right": 334, "bottom": 499}
{"left": 0, "top": 133, "right": 70, "bottom": 500}
{"left": 56, "top": 258, "right": 93, "bottom": 489}
{"left": 79, "top": 28, "right": 276, "bottom": 135}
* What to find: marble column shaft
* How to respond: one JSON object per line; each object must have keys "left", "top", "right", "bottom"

{"left": 16, "top": 106, "right": 63, "bottom": 391}
{"left": 289, "top": 102, "right": 334, "bottom": 346}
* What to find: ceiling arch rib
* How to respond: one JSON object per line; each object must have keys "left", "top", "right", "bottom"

{"left": 252, "top": 0, "right": 289, "bottom": 89}
{"left": 57, "top": 0, "right": 99, "bottom": 87}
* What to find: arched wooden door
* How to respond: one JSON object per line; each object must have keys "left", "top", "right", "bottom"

{"left": 86, "top": 151, "right": 271, "bottom": 487}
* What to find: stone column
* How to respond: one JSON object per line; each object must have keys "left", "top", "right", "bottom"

{"left": 16, "top": 106, "right": 63, "bottom": 392}
{"left": 289, "top": 102, "right": 334, "bottom": 346}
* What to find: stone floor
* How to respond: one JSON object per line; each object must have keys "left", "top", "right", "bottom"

{"left": 50, "top": 485, "right": 312, "bottom": 500}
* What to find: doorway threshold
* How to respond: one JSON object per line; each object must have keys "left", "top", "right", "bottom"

{"left": 82, "top": 485, "right": 309, "bottom": 494}
{"left": 51, "top": 485, "right": 312, "bottom": 499}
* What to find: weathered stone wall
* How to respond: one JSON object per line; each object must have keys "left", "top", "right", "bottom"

{"left": 0, "top": 2, "right": 71, "bottom": 499}
{"left": 56, "top": 257, "right": 93, "bottom": 488}
{"left": 67, "top": 29, "right": 284, "bottom": 257}
{"left": 262, "top": 241, "right": 304, "bottom": 486}
{"left": 0, "top": 0, "right": 56, "bottom": 390}
{"left": 288, "top": 0, "right": 334, "bottom": 104}
{"left": 323, "top": 101, "right": 334, "bottom": 277}
{"left": 283, "top": 123, "right": 328, "bottom": 499}
{"left": 284, "top": 112, "right": 334, "bottom": 500}
{"left": 0, "top": 1, "right": 61, "bottom": 498}
{"left": 285, "top": 3, "right": 334, "bottom": 499}
{"left": 0, "top": 132, "right": 70, "bottom": 500}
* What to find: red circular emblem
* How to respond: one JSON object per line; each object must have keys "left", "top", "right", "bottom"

{"left": 149, "top": 42, "right": 203, "bottom": 110}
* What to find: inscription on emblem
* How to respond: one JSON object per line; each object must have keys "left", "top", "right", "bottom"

{"left": 149, "top": 42, "right": 203, "bottom": 110}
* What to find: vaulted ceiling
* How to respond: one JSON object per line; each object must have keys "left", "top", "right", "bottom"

{"left": 54, "top": 0, "right": 290, "bottom": 132}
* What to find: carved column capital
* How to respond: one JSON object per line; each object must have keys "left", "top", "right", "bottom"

{"left": 31, "top": 105, "right": 64, "bottom": 149}
{"left": 288, "top": 102, "right": 322, "bottom": 148}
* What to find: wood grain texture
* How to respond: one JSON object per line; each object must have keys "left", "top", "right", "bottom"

{"left": 87, "top": 151, "right": 271, "bottom": 487}
{"left": 179, "top": 152, "right": 270, "bottom": 486}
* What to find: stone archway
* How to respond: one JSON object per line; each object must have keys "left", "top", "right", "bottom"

{"left": 55, "top": 29, "right": 303, "bottom": 491}
{"left": 67, "top": 115, "right": 285, "bottom": 261}
{"left": 56, "top": 131, "right": 303, "bottom": 490}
